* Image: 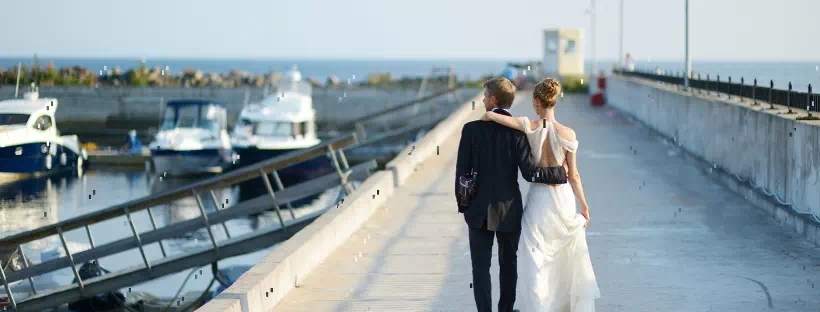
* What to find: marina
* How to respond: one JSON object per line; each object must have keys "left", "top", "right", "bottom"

{"left": 3, "top": 0, "right": 819, "bottom": 310}
{"left": 0, "top": 61, "right": 467, "bottom": 310}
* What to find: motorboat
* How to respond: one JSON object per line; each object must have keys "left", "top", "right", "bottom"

{"left": 231, "top": 65, "right": 334, "bottom": 187}
{"left": 149, "top": 99, "right": 235, "bottom": 176}
{"left": 0, "top": 88, "right": 88, "bottom": 180}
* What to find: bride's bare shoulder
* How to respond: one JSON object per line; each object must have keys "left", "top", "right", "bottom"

{"left": 526, "top": 118, "right": 541, "bottom": 131}
{"left": 553, "top": 122, "right": 577, "bottom": 141}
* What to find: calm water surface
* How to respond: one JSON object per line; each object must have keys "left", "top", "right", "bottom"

{"left": 0, "top": 168, "right": 343, "bottom": 301}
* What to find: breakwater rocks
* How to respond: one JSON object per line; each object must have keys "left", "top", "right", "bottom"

{"left": 1, "top": 62, "right": 290, "bottom": 88}
{"left": 0, "top": 62, "right": 474, "bottom": 89}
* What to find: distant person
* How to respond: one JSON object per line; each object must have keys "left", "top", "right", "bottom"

{"left": 480, "top": 78, "right": 601, "bottom": 311}
{"left": 624, "top": 53, "right": 636, "bottom": 71}
{"left": 121, "top": 130, "right": 142, "bottom": 154}
{"left": 455, "top": 77, "right": 571, "bottom": 312}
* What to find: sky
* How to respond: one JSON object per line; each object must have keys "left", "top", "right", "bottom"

{"left": 1, "top": 0, "right": 818, "bottom": 61}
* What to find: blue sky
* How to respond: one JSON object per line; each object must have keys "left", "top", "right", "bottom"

{"left": 1, "top": 0, "right": 817, "bottom": 61}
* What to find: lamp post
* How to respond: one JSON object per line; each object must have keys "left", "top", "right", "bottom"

{"left": 619, "top": 0, "right": 624, "bottom": 68}
{"left": 585, "top": 0, "right": 597, "bottom": 92}
{"left": 684, "top": 0, "right": 691, "bottom": 90}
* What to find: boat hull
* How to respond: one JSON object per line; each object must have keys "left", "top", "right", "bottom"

{"left": 152, "top": 148, "right": 233, "bottom": 176}
{"left": 0, "top": 142, "right": 82, "bottom": 176}
{"left": 235, "top": 146, "right": 336, "bottom": 206}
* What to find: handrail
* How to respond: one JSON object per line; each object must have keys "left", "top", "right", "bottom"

{"left": 0, "top": 133, "right": 358, "bottom": 251}
{"left": 352, "top": 87, "right": 462, "bottom": 125}
{"left": 4, "top": 160, "right": 376, "bottom": 285}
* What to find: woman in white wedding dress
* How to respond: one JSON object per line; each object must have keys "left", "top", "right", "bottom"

{"left": 482, "top": 78, "right": 600, "bottom": 311}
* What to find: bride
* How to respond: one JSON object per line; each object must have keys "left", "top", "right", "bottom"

{"left": 482, "top": 78, "right": 600, "bottom": 311}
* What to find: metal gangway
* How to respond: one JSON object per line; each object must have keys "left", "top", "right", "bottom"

{"left": 0, "top": 134, "right": 377, "bottom": 312}
{"left": 351, "top": 87, "right": 463, "bottom": 146}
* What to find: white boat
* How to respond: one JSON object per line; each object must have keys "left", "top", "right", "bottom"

{"left": 149, "top": 99, "right": 235, "bottom": 176}
{"left": 231, "top": 66, "right": 333, "bottom": 188}
{"left": 0, "top": 88, "right": 88, "bottom": 180}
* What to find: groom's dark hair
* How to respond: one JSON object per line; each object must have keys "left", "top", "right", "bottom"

{"left": 483, "top": 77, "right": 516, "bottom": 109}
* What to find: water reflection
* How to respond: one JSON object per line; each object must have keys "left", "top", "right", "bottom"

{"left": 0, "top": 173, "right": 80, "bottom": 238}
{"left": 0, "top": 168, "right": 349, "bottom": 301}
{"left": 148, "top": 175, "right": 238, "bottom": 245}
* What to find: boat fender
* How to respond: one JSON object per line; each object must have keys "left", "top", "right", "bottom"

{"left": 60, "top": 152, "right": 67, "bottom": 166}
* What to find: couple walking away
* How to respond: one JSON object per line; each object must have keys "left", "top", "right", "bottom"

{"left": 455, "top": 77, "right": 600, "bottom": 312}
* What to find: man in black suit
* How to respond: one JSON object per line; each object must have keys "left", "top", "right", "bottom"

{"left": 455, "top": 77, "right": 568, "bottom": 312}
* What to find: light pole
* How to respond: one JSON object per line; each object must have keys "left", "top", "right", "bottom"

{"left": 590, "top": 0, "right": 596, "bottom": 78}
{"left": 619, "top": 0, "right": 624, "bottom": 67}
{"left": 684, "top": 0, "right": 691, "bottom": 90}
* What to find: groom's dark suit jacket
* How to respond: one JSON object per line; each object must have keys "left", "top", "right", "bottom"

{"left": 456, "top": 108, "right": 568, "bottom": 233}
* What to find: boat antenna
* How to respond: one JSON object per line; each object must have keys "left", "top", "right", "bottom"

{"left": 14, "top": 62, "right": 22, "bottom": 98}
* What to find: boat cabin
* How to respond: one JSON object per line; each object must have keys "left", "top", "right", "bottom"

{"left": 160, "top": 99, "right": 228, "bottom": 134}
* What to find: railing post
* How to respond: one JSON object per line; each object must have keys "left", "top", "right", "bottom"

{"left": 728, "top": 76, "right": 732, "bottom": 100}
{"left": 740, "top": 77, "right": 744, "bottom": 102}
{"left": 144, "top": 208, "right": 167, "bottom": 258}
{"left": 787, "top": 82, "right": 794, "bottom": 113}
{"left": 192, "top": 189, "right": 220, "bottom": 258}
{"left": 125, "top": 207, "right": 151, "bottom": 272}
{"left": 209, "top": 190, "right": 232, "bottom": 239}
{"left": 769, "top": 80, "right": 775, "bottom": 110}
{"left": 271, "top": 170, "right": 296, "bottom": 219}
{"left": 753, "top": 78, "right": 758, "bottom": 105}
{"left": 0, "top": 259, "right": 17, "bottom": 311}
{"left": 84, "top": 225, "right": 102, "bottom": 266}
{"left": 57, "top": 227, "right": 85, "bottom": 294}
{"left": 806, "top": 84, "right": 815, "bottom": 119}
{"left": 337, "top": 148, "right": 351, "bottom": 170}
{"left": 697, "top": 73, "right": 702, "bottom": 94}
{"left": 706, "top": 74, "right": 710, "bottom": 96}
{"left": 328, "top": 145, "right": 354, "bottom": 195}
{"left": 716, "top": 74, "right": 721, "bottom": 97}
{"left": 17, "top": 245, "right": 36, "bottom": 295}
{"left": 260, "top": 170, "right": 287, "bottom": 229}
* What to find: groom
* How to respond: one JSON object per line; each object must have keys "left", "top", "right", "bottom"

{"left": 455, "top": 77, "right": 569, "bottom": 312}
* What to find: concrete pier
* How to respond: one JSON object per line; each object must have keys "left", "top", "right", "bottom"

{"left": 265, "top": 93, "right": 820, "bottom": 311}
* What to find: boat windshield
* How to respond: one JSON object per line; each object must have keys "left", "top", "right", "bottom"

{"left": 254, "top": 122, "right": 292, "bottom": 137}
{"left": 276, "top": 80, "right": 312, "bottom": 96}
{"left": 160, "top": 105, "right": 224, "bottom": 132}
{"left": 0, "top": 114, "right": 30, "bottom": 126}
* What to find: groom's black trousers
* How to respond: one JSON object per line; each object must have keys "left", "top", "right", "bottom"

{"left": 469, "top": 224, "right": 521, "bottom": 312}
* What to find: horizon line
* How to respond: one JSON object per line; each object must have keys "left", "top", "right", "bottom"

{"left": 0, "top": 55, "right": 818, "bottom": 64}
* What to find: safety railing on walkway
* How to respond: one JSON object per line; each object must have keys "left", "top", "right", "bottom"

{"left": 0, "top": 133, "right": 379, "bottom": 312}
{"left": 351, "top": 87, "right": 463, "bottom": 138}
{"left": 614, "top": 69, "right": 820, "bottom": 120}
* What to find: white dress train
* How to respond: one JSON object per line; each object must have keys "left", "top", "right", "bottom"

{"left": 516, "top": 117, "right": 600, "bottom": 312}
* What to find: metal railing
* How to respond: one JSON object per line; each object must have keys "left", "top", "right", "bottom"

{"left": 615, "top": 69, "right": 820, "bottom": 120}
{"left": 350, "top": 86, "right": 463, "bottom": 137}
{"left": 0, "top": 133, "right": 376, "bottom": 312}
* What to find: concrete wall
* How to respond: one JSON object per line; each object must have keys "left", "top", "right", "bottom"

{"left": 196, "top": 91, "right": 482, "bottom": 312}
{"left": 606, "top": 75, "right": 820, "bottom": 245}
{"left": 0, "top": 85, "right": 477, "bottom": 129}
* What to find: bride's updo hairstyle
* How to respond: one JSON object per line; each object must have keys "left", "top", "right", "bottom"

{"left": 533, "top": 78, "right": 562, "bottom": 110}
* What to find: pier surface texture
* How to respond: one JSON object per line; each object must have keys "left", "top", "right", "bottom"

{"left": 202, "top": 89, "right": 820, "bottom": 311}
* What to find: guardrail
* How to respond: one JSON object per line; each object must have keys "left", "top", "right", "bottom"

{"left": 349, "top": 87, "right": 463, "bottom": 138}
{"left": 0, "top": 133, "right": 372, "bottom": 311}
{"left": 614, "top": 69, "right": 820, "bottom": 120}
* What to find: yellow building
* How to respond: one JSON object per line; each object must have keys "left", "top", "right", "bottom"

{"left": 543, "top": 28, "right": 585, "bottom": 78}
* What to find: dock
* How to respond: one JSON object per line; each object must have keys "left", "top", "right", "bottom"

{"left": 86, "top": 149, "right": 153, "bottom": 168}
{"left": 210, "top": 89, "right": 820, "bottom": 311}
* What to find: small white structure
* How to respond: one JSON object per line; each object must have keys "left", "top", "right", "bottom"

{"left": 543, "top": 28, "right": 585, "bottom": 78}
